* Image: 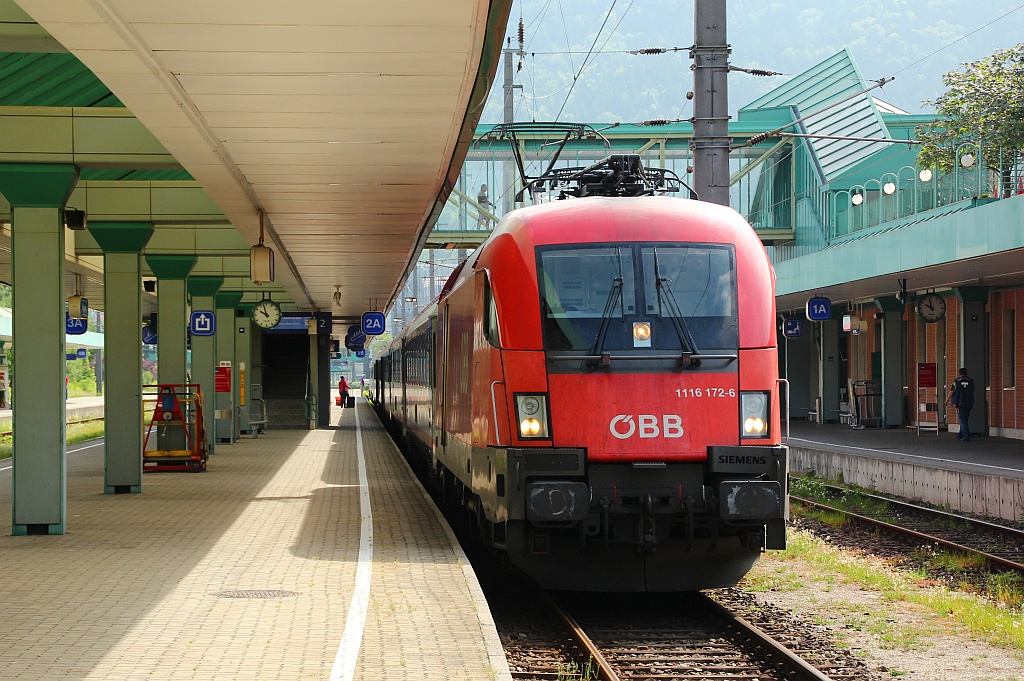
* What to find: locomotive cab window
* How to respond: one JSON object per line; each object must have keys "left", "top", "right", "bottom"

{"left": 537, "top": 243, "right": 738, "bottom": 354}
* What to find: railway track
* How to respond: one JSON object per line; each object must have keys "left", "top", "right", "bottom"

{"left": 791, "top": 483, "right": 1024, "bottom": 575}
{"left": 0, "top": 415, "right": 105, "bottom": 438}
{"left": 526, "top": 591, "right": 864, "bottom": 681}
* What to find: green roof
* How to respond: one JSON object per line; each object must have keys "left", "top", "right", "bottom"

{"left": 0, "top": 52, "right": 122, "bottom": 107}
{"left": 740, "top": 48, "right": 890, "bottom": 181}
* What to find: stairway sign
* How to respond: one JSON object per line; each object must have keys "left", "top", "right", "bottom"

{"left": 142, "top": 325, "right": 158, "bottom": 345}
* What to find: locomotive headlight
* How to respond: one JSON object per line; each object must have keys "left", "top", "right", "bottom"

{"left": 740, "top": 391, "right": 770, "bottom": 439}
{"left": 633, "top": 321, "right": 652, "bottom": 348}
{"left": 516, "top": 393, "right": 550, "bottom": 439}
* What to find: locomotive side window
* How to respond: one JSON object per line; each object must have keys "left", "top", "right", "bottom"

{"left": 483, "top": 275, "right": 501, "bottom": 348}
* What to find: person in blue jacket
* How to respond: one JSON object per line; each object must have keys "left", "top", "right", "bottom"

{"left": 944, "top": 368, "right": 976, "bottom": 441}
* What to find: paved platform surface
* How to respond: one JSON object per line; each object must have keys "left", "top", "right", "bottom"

{"left": 790, "top": 420, "right": 1024, "bottom": 479}
{"left": 0, "top": 399, "right": 511, "bottom": 680}
{"left": 0, "top": 395, "right": 105, "bottom": 421}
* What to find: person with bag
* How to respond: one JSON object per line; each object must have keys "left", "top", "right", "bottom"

{"left": 338, "top": 376, "right": 351, "bottom": 409}
{"left": 944, "top": 368, "right": 976, "bottom": 441}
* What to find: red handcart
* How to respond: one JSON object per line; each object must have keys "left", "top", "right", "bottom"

{"left": 142, "top": 383, "right": 208, "bottom": 472}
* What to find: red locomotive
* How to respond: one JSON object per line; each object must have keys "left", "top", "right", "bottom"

{"left": 374, "top": 151, "right": 787, "bottom": 591}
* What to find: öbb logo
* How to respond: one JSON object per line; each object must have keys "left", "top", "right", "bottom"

{"left": 609, "top": 415, "right": 684, "bottom": 439}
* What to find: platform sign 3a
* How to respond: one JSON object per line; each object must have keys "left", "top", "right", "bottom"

{"left": 361, "top": 311, "right": 385, "bottom": 336}
{"left": 65, "top": 313, "right": 87, "bottom": 335}
{"left": 805, "top": 296, "right": 831, "bottom": 322}
{"left": 782, "top": 318, "right": 803, "bottom": 338}
{"left": 190, "top": 310, "right": 216, "bottom": 337}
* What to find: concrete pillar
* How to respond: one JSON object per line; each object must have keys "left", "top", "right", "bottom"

{"left": 309, "top": 330, "right": 320, "bottom": 429}
{"left": 88, "top": 222, "right": 154, "bottom": 493}
{"left": 876, "top": 297, "right": 905, "bottom": 429}
{"left": 819, "top": 316, "right": 840, "bottom": 423}
{"left": 0, "top": 163, "right": 79, "bottom": 535}
{"left": 146, "top": 255, "right": 196, "bottom": 450}
{"left": 215, "top": 291, "right": 243, "bottom": 443}
{"left": 187, "top": 276, "right": 223, "bottom": 454}
{"left": 954, "top": 287, "right": 988, "bottom": 437}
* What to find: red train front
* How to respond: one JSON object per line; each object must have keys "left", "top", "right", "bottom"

{"left": 376, "top": 193, "right": 787, "bottom": 592}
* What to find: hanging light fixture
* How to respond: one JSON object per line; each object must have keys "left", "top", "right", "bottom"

{"left": 250, "top": 210, "right": 275, "bottom": 285}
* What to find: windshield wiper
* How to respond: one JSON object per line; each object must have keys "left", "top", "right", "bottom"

{"left": 652, "top": 247, "right": 702, "bottom": 369}
{"left": 586, "top": 248, "right": 625, "bottom": 368}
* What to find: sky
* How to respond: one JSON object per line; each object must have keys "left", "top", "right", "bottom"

{"left": 479, "top": 0, "right": 1024, "bottom": 124}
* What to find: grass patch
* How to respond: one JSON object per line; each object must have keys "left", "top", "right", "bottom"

{"left": 912, "top": 544, "right": 988, "bottom": 573}
{"left": 0, "top": 419, "right": 105, "bottom": 460}
{"left": 753, "top": 529, "right": 1024, "bottom": 650}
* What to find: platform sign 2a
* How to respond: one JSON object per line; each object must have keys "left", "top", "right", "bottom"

{"left": 782, "top": 318, "right": 803, "bottom": 338}
{"left": 361, "top": 311, "right": 385, "bottom": 336}
{"left": 65, "top": 313, "right": 87, "bottom": 335}
{"left": 805, "top": 296, "right": 832, "bottom": 322}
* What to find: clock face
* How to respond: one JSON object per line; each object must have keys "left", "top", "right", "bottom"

{"left": 252, "top": 299, "right": 282, "bottom": 329}
{"left": 916, "top": 293, "right": 946, "bottom": 323}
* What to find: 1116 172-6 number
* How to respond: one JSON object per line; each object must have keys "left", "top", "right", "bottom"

{"left": 675, "top": 388, "right": 736, "bottom": 398}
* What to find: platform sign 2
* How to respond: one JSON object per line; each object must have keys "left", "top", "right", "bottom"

{"left": 805, "top": 296, "right": 831, "bottom": 322}
{"left": 782, "top": 318, "right": 803, "bottom": 338}
{"left": 65, "top": 313, "right": 87, "bottom": 335}
{"left": 361, "top": 311, "right": 385, "bottom": 336}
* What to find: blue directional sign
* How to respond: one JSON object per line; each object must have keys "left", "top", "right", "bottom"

{"left": 65, "top": 353, "right": 77, "bottom": 361}
{"left": 783, "top": 318, "right": 803, "bottom": 338}
{"left": 65, "top": 313, "right": 87, "bottom": 336}
{"left": 76, "top": 348, "right": 88, "bottom": 359}
{"left": 355, "top": 349, "right": 366, "bottom": 358}
{"left": 361, "top": 311, "right": 385, "bottom": 336}
{"left": 190, "top": 310, "right": 216, "bottom": 337}
{"left": 805, "top": 296, "right": 832, "bottom": 322}
{"left": 142, "top": 325, "right": 158, "bottom": 345}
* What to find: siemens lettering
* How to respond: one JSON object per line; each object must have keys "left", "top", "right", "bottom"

{"left": 717, "top": 454, "right": 767, "bottom": 466}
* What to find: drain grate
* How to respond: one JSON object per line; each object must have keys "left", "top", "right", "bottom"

{"left": 212, "top": 589, "right": 299, "bottom": 599}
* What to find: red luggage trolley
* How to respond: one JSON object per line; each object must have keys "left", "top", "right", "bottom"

{"left": 142, "top": 383, "right": 208, "bottom": 472}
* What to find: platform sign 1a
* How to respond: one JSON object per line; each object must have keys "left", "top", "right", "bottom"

{"left": 190, "top": 310, "right": 216, "bottom": 336}
{"left": 65, "top": 313, "right": 87, "bottom": 335}
{"left": 782, "top": 318, "right": 803, "bottom": 338}
{"left": 361, "top": 311, "right": 385, "bottom": 336}
{"left": 805, "top": 296, "right": 831, "bottom": 322}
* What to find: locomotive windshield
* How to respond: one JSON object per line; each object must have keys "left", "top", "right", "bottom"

{"left": 538, "top": 243, "right": 738, "bottom": 354}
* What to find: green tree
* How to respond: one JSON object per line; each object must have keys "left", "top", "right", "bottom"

{"left": 916, "top": 43, "right": 1024, "bottom": 188}
{"left": 367, "top": 332, "right": 393, "bottom": 360}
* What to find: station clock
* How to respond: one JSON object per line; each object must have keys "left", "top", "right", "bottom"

{"left": 251, "top": 298, "right": 283, "bottom": 329}
{"left": 915, "top": 292, "right": 946, "bottom": 323}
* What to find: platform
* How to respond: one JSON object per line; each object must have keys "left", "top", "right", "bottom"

{"left": 0, "top": 399, "right": 512, "bottom": 680}
{"left": 788, "top": 421, "right": 1024, "bottom": 522}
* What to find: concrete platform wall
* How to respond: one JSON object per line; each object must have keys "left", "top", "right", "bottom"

{"left": 790, "top": 445, "right": 1024, "bottom": 522}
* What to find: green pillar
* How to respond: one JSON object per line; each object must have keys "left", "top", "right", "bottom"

{"left": 89, "top": 222, "right": 154, "bottom": 493}
{"left": 875, "top": 297, "right": 905, "bottom": 429}
{"left": 215, "top": 291, "right": 243, "bottom": 444}
{"left": 146, "top": 255, "right": 196, "bottom": 451}
{"left": 0, "top": 163, "right": 79, "bottom": 535}
{"left": 237, "top": 304, "right": 255, "bottom": 434}
{"left": 954, "top": 287, "right": 989, "bottom": 437}
{"left": 187, "top": 276, "right": 223, "bottom": 455}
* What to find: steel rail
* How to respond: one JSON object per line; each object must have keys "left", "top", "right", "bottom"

{"left": 791, "top": 495, "right": 1024, "bottom": 575}
{"left": 699, "top": 594, "right": 836, "bottom": 681}
{"left": 544, "top": 590, "right": 835, "bottom": 681}
{"left": 542, "top": 593, "right": 619, "bottom": 681}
